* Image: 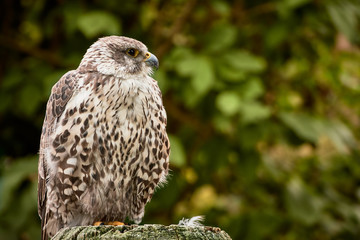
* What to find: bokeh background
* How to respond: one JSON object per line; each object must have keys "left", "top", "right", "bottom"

{"left": 1, "top": 0, "right": 360, "bottom": 239}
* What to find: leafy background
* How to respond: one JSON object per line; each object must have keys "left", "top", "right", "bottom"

{"left": 1, "top": 0, "right": 360, "bottom": 239}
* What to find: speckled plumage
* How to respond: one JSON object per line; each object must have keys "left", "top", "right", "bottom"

{"left": 38, "top": 36, "right": 170, "bottom": 240}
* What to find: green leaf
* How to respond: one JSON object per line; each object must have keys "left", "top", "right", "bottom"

{"left": 279, "top": 112, "right": 357, "bottom": 152}
{"left": 279, "top": 112, "right": 325, "bottom": 142}
{"left": 240, "top": 78, "right": 265, "bottom": 101}
{"left": 240, "top": 101, "right": 271, "bottom": 124}
{"left": 216, "top": 62, "right": 246, "bottom": 82}
{"left": 77, "top": 11, "right": 121, "bottom": 38}
{"left": 326, "top": 120, "right": 358, "bottom": 152}
{"left": 190, "top": 57, "right": 214, "bottom": 95}
{"left": 211, "top": 1, "right": 230, "bottom": 16}
{"left": 182, "top": 86, "right": 203, "bottom": 109}
{"left": 285, "top": 176, "right": 324, "bottom": 225}
{"left": 168, "top": 135, "right": 186, "bottom": 167}
{"left": 62, "top": 3, "right": 83, "bottom": 36}
{"left": 326, "top": 1, "right": 360, "bottom": 43}
{"left": 216, "top": 91, "right": 242, "bottom": 116}
{"left": 265, "top": 23, "right": 289, "bottom": 49}
{"left": 2, "top": 68, "right": 23, "bottom": 89}
{"left": 246, "top": 210, "right": 283, "bottom": 239}
{"left": 277, "top": 0, "right": 311, "bottom": 17}
{"left": 205, "top": 23, "right": 237, "bottom": 52}
{"left": 176, "top": 55, "right": 195, "bottom": 75}
{"left": 140, "top": 3, "right": 158, "bottom": 30}
{"left": 282, "top": 0, "right": 310, "bottom": 10}
{"left": 18, "top": 84, "right": 43, "bottom": 117}
{"left": 222, "top": 50, "right": 266, "bottom": 73}
{"left": 212, "top": 115, "right": 233, "bottom": 134}
{"left": 0, "top": 156, "right": 37, "bottom": 213}
{"left": 281, "top": 58, "right": 310, "bottom": 79}
{"left": 165, "top": 47, "right": 193, "bottom": 69}
{"left": 176, "top": 54, "right": 215, "bottom": 104}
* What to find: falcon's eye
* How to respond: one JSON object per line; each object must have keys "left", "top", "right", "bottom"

{"left": 126, "top": 48, "right": 139, "bottom": 58}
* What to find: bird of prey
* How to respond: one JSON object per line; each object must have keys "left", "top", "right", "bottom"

{"left": 38, "top": 36, "right": 170, "bottom": 240}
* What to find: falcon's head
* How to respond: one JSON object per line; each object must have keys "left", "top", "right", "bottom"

{"left": 78, "top": 36, "right": 159, "bottom": 78}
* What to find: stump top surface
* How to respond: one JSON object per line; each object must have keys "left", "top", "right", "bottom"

{"left": 52, "top": 224, "right": 232, "bottom": 240}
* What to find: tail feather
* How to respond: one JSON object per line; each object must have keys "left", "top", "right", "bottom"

{"left": 41, "top": 212, "right": 49, "bottom": 240}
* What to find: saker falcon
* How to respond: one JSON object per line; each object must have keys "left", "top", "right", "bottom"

{"left": 38, "top": 36, "right": 170, "bottom": 240}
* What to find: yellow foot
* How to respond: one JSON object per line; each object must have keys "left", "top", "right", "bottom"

{"left": 94, "top": 221, "right": 125, "bottom": 226}
{"left": 108, "top": 221, "right": 125, "bottom": 226}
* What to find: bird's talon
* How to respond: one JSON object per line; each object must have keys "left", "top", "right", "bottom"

{"left": 93, "top": 221, "right": 125, "bottom": 226}
{"left": 108, "top": 221, "right": 125, "bottom": 226}
{"left": 93, "top": 221, "right": 105, "bottom": 226}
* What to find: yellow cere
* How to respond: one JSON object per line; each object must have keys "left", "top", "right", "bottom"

{"left": 145, "top": 52, "right": 151, "bottom": 60}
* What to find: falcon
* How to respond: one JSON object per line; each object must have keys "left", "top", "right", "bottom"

{"left": 38, "top": 36, "right": 170, "bottom": 240}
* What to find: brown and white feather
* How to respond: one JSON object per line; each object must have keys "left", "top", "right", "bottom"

{"left": 38, "top": 36, "right": 169, "bottom": 240}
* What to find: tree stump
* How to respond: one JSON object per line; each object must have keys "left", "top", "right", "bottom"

{"left": 51, "top": 224, "right": 232, "bottom": 240}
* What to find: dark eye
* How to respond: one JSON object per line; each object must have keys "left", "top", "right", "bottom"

{"left": 126, "top": 48, "right": 139, "bottom": 57}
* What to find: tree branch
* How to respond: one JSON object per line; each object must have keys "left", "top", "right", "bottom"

{"left": 0, "top": 36, "right": 66, "bottom": 68}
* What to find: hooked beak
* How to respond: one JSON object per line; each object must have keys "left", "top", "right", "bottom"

{"left": 144, "top": 52, "right": 159, "bottom": 70}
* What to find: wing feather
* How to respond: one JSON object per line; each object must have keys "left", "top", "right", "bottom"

{"left": 38, "top": 70, "right": 77, "bottom": 239}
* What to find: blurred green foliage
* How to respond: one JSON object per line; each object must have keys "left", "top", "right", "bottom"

{"left": 1, "top": 0, "right": 360, "bottom": 239}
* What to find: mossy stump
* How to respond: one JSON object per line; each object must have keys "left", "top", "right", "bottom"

{"left": 51, "top": 224, "right": 232, "bottom": 240}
